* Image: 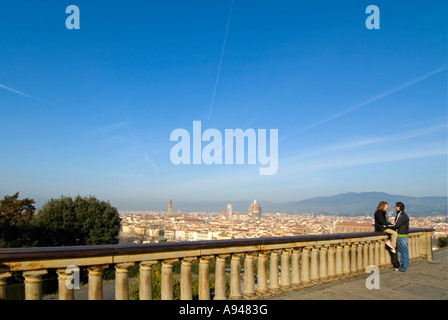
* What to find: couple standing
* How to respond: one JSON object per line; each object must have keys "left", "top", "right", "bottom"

{"left": 374, "top": 201, "right": 410, "bottom": 272}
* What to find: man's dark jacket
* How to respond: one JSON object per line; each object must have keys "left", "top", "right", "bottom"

{"left": 393, "top": 211, "right": 409, "bottom": 235}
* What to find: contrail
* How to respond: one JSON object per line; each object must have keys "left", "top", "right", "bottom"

{"left": 207, "top": 0, "right": 234, "bottom": 121}
{"left": 280, "top": 66, "right": 448, "bottom": 141}
{"left": 0, "top": 83, "right": 55, "bottom": 106}
{"left": 144, "top": 152, "right": 160, "bottom": 175}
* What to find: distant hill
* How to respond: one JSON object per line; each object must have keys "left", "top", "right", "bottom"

{"left": 279, "top": 192, "right": 447, "bottom": 216}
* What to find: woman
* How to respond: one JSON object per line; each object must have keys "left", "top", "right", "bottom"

{"left": 374, "top": 201, "right": 397, "bottom": 253}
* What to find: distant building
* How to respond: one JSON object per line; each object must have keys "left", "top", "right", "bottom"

{"left": 334, "top": 222, "right": 374, "bottom": 233}
{"left": 227, "top": 204, "right": 233, "bottom": 221}
{"left": 248, "top": 200, "right": 262, "bottom": 221}
{"left": 168, "top": 200, "right": 173, "bottom": 214}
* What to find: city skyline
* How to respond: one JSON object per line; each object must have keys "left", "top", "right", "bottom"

{"left": 0, "top": 1, "right": 447, "bottom": 211}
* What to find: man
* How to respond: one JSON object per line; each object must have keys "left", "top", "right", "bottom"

{"left": 392, "top": 202, "right": 410, "bottom": 272}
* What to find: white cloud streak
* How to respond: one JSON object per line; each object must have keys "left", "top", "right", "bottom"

{"left": 0, "top": 83, "right": 55, "bottom": 106}
{"left": 280, "top": 66, "right": 448, "bottom": 141}
{"left": 207, "top": 0, "right": 234, "bottom": 121}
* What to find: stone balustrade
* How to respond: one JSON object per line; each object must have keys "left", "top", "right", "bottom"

{"left": 0, "top": 228, "right": 434, "bottom": 300}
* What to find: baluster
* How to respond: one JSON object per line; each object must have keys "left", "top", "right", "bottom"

{"left": 342, "top": 244, "right": 350, "bottom": 277}
{"left": 357, "top": 242, "right": 364, "bottom": 274}
{"left": 139, "top": 261, "right": 157, "bottom": 300}
{"left": 243, "top": 253, "right": 257, "bottom": 299}
{"left": 214, "top": 255, "right": 228, "bottom": 300}
{"left": 327, "top": 245, "right": 335, "bottom": 280}
{"left": 0, "top": 271, "right": 11, "bottom": 300}
{"left": 335, "top": 244, "right": 343, "bottom": 279}
{"left": 115, "top": 262, "right": 134, "bottom": 300}
{"left": 379, "top": 240, "right": 386, "bottom": 268}
{"left": 88, "top": 265, "right": 107, "bottom": 300}
{"left": 291, "top": 249, "right": 301, "bottom": 288}
{"left": 57, "top": 267, "right": 74, "bottom": 300}
{"left": 180, "top": 258, "right": 194, "bottom": 300}
{"left": 368, "top": 241, "right": 375, "bottom": 266}
{"left": 374, "top": 241, "right": 380, "bottom": 267}
{"left": 310, "top": 246, "right": 320, "bottom": 284}
{"left": 199, "top": 256, "right": 212, "bottom": 300}
{"left": 363, "top": 242, "right": 369, "bottom": 270}
{"left": 319, "top": 245, "right": 328, "bottom": 282}
{"left": 229, "top": 254, "right": 242, "bottom": 300}
{"left": 350, "top": 243, "right": 357, "bottom": 275}
{"left": 256, "top": 252, "right": 269, "bottom": 297}
{"left": 280, "top": 250, "right": 291, "bottom": 290}
{"left": 161, "top": 259, "right": 178, "bottom": 300}
{"left": 301, "top": 247, "right": 311, "bottom": 286}
{"left": 24, "top": 269, "right": 48, "bottom": 300}
{"left": 269, "top": 250, "right": 281, "bottom": 293}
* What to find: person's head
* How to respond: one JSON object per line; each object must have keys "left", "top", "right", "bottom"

{"left": 377, "top": 201, "right": 388, "bottom": 211}
{"left": 395, "top": 202, "right": 405, "bottom": 211}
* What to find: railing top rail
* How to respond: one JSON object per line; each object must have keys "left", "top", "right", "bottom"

{"left": 0, "top": 228, "right": 433, "bottom": 263}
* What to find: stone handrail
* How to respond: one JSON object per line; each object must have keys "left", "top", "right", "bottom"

{"left": 0, "top": 228, "right": 434, "bottom": 300}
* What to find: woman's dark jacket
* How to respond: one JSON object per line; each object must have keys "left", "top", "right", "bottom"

{"left": 374, "top": 209, "right": 390, "bottom": 232}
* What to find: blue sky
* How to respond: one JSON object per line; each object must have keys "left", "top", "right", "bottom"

{"left": 0, "top": 0, "right": 447, "bottom": 211}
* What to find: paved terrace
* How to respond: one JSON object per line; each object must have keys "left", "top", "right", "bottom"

{"left": 269, "top": 247, "right": 448, "bottom": 300}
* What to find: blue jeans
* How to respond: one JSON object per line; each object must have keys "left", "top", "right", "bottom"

{"left": 397, "top": 236, "right": 409, "bottom": 271}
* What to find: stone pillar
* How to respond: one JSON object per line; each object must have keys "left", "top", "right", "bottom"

{"left": 199, "top": 256, "right": 211, "bottom": 300}
{"left": 301, "top": 247, "right": 311, "bottom": 286}
{"left": 139, "top": 261, "right": 157, "bottom": 300}
{"left": 161, "top": 259, "right": 177, "bottom": 300}
{"left": 342, "top": 244, "right": 350, "bottom": 277}
{"left": 374, "top": 241, "right": 380, "bottom": 267}
{"left": 24, "top": 269, "right": 48, "bottom": 300}
{"left": 335, "top": 245, "right": 343, "bottom": 279}
{"left": 357, "top": 243, "right": 364, "bottom": 274}
{"left": 269, "top": 251, "right": 281, "bottom": 293}
{"left": 0, "top": 271, "right": 11, "bottom": 300}
{"left": 229, "top": 254, "right": 242, "bottom": 300}
{"left": 180, "top": 258, "right": 194, "bottom": 300}
{"left": 243, "top": 253, "right": 257, "bottom": 299}
{"left": 379, "top": 240, "right": 386, "bottom": 268}
{"left": 256, "top": 252, "right": 269, "bottom": 297}
{"left": 214, "top": 255, "right": 228, "bottom": 300}
{"left": 327, "top": 245, "right": 335, "bottom": 279}
{"left": 88, "top": 265, "right": 107, "bottom": 300}
{"left": 363, "top": 242, "right": 369, "bottom": 269}
{"left": 291, "top": 249, "right": 301, "bottom": 287}
{"left": 409, "top": 236, "right": 416, "bottom": 260}
{"left": 368, "top": 241, "right": 375, "bottom": 266}
{"left": 350, "top": 244, "right": 357, "bottom": 275}
{"left": 57, "top": 268, "right": 74, "bottom": 300}
{"left": 426, "top": 232, "right": 433, "bottom": 261}
{"left": 280, "top": 250, "right": 291, "bottom": 290}
{"left": 310, "top": 246, "right": 319, "bottom": 283}
{"left": 414, "top": 235, "right": 420, "bottom": 258}
{"left": 115, "top": 263, "right": 134, "bottom": 300}
{"left": 319, "top": 245, "right": 328, "bottom": 282}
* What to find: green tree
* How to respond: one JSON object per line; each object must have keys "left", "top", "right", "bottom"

{"left": 438, "top": 236, "right": 448, "bottom": 248}
{"left": 32, "top": 195, "right": 121, "bottom": 246}
{"left": 0, "top": 192, "right": 36, "bottom": 248}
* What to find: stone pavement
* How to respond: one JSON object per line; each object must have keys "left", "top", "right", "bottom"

{"left": 268, "top": 247, "right": 448, "bottom": 300}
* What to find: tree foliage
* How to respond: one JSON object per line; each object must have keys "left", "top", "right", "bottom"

{"left": 0, "top": 192, "right": 36, "bottom": 247}
{"left": 32, "top": 195, "right": 121, "bottom": 246}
